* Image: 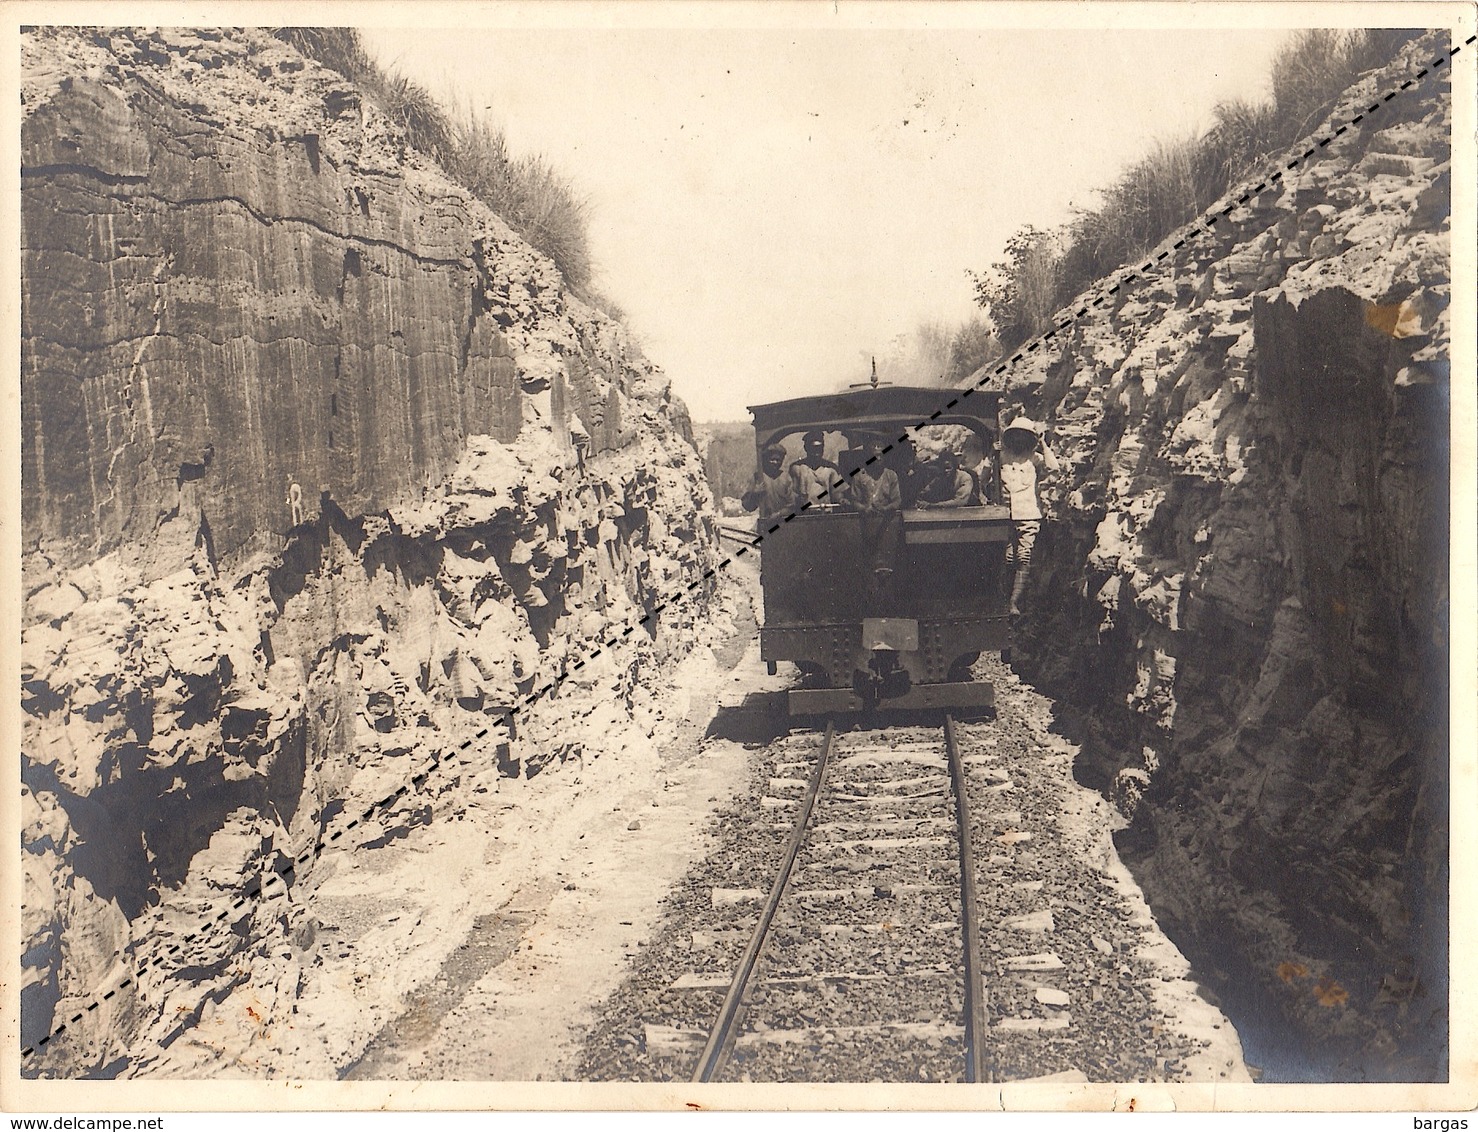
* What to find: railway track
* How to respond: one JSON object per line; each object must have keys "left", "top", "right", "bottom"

{"left": 715, "top": 521, "right": 761, "bottom": 546}
{"left": 676, "top": 718, "right": 991, "bottom": 1083}
{"left": 580, "top": 660, "right": 1235, "bottom": 1083}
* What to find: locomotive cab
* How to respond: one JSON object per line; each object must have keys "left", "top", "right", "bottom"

{"left": 748, "top": 386, "right": 1014, "bottom": 714}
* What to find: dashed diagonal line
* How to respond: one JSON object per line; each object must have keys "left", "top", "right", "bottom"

{"left": 21, "top": 34, "right": 1470, "bottom": 1062}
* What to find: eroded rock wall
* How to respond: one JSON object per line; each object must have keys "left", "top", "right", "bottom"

{"left": 20, "top": 27, "right": 719, "bottom": 1077}
{"left": 1001, "top": 34, "right": 1450, "bottom": 1079}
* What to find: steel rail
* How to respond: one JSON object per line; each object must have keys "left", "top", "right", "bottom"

{"left": 715, "top": 522, "right": 761, "bottom": 546}
{"left": 690, "top": 722, "right": 835, "bottom": 1083}
{"left": 945, "top": 713, "right": 992, "bottom": 1083}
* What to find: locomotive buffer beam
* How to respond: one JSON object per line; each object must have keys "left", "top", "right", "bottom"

{"left": 789, "top": 680, "right": 996, "bottom": 715}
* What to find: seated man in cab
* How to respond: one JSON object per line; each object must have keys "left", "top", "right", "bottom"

{"left": 915, "top": 449, "right": 977, "bottom": 509}
{"left": 846, "top": 434, "right": 904, "bottom": 594}
{"left": 789, "top": 429, "right": 846, "bottom": 509}
{"left": 888, "top": 435, "right": 928, "bottom": 509}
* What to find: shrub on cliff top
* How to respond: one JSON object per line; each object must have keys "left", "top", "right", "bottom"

{"left": 973, "top": 28, "right": 1418, "bottom": 352}
{"left": 272, "top": 26, "right": 592, "bottom": 289}
{"left": 968, "top": 225, "right": 1065, "bottom": 350}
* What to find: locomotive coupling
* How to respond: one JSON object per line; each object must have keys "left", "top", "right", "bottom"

{"left": 854, "top": 648, "right": 912, "bottom": 706}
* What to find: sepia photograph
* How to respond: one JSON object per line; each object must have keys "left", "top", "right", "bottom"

{"left": 7, "top": 0, "right": 1474, "bottom": 1113}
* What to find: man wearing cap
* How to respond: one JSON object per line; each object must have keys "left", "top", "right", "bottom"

{"left": 789, "top": 429, "right": 846, "bottom": 508}
{"left": 742, "top": 444, "right": 794, "bottom": 531}
{"left": 1000, "top": 416, "right": 1060, "bottom": 616}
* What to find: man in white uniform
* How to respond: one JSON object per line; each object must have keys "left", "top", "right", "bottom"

{"left": 999, "top": 416, "right": 1060, "bottom": 616}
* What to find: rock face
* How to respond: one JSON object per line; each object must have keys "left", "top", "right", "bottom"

{"left": 20, "top": 27, "right": 718, "bottom": 1077}
{"left": 1000, "top": 34, "right": 1450, "bottom": 1080}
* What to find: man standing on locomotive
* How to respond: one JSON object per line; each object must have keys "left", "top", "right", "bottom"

{"left": 742, "top": 444, "right": 793, "bottom": 530}
{"left": 1000, "top": 416, "right": 1060, "bottom": 616}
{"left": 789, "top": 429, "right": 847, "bottom": 508}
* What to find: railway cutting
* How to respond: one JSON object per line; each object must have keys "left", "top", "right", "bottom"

{"left": 18, "top": 23, "right": 1455, "bottom": 1090}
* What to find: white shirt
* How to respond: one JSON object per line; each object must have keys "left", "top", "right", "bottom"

{"left": 1000, "top": 445, "right": 1059, "bottom": 521}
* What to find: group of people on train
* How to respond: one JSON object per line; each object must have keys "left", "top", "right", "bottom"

{"left": 741, "top": 418, "right": 1058, "bottom": 615}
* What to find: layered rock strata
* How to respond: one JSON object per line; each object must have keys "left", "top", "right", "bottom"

{"left": 1000, "top": 33, "right": 1451, "bottom": 1080}
{"left": 20, "top": 27, "right": 718, "bottom": 1077}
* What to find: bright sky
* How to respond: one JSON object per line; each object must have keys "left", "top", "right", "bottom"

{"left": 359, "top": 18, "right": 1293, "bottom": 421}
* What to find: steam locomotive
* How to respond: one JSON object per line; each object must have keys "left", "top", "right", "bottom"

{"left": 748, "top": 385, "right": 1013, "bottom": 713}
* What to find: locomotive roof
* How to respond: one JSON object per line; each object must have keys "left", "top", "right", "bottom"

{"left": 748, "top": 385, "right": 1001, "bottom": 445}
